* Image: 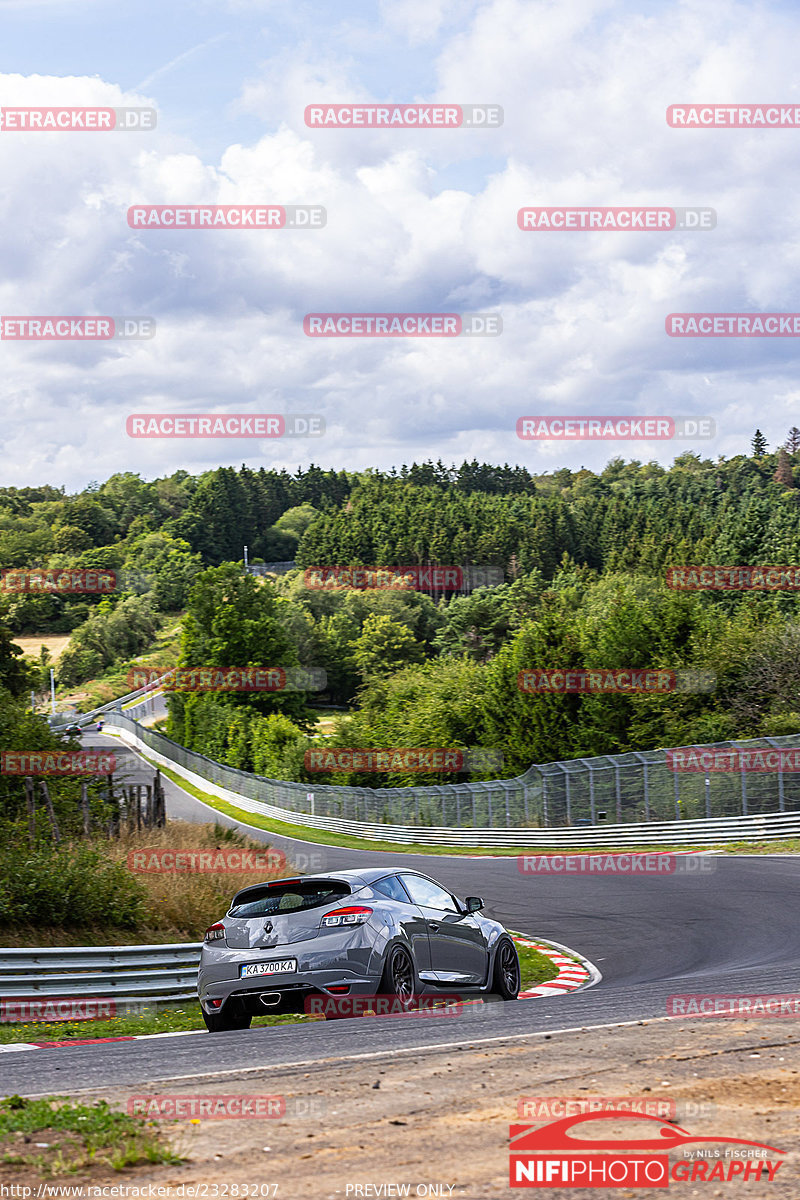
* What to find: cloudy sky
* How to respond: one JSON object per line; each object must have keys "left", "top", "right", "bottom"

{"left": 1, "top": 0, "right": 799, "bottom": 490}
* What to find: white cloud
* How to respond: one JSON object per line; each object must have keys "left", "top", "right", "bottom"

{"left": 3, "top": 1, "right": 800, "bottom": 488}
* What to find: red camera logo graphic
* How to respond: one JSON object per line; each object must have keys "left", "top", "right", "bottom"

{"left": 509, "top": 1111, "right": 784, "bottom": 1187}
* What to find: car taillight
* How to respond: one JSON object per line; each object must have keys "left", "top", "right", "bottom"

{"left": 205, "top": 922, "right": 226, "bottom": 942}
{"left": 320, "top": 906, "right": 373, "bottom": 928}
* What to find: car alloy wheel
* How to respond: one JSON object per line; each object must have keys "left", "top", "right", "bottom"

{"left": 383, "top": 945, "right": 416, "bottom": 1010}
{"left": 493, "top": 938, "right": 520, "bottom": 1000}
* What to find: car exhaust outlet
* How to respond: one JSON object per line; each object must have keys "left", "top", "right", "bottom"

{"left": 259, "top": 992, "right": 282, "bottom": 1007}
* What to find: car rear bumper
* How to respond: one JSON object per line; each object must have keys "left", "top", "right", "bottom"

{"left": 197, "top": 935, "right": 383, "bottom": 1014}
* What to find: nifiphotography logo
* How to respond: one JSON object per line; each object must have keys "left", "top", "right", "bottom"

{"left": 509, "top": 1111, "right": 785, "bottom": 1187}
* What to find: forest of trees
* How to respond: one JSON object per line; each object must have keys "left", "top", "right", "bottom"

{"left": 4, "top": 430, "right": 800, "bottom": 790}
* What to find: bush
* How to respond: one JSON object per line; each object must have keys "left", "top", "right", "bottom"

{"left": 0, "top": 843, "right": 146, "bottom": 928}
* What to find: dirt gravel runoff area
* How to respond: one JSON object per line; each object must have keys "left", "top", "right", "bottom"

{"left": 5, "top": 1017, "right": 800, "bottom": 1197}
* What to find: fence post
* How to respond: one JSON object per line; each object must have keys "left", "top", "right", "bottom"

{"left": 24, "top": 776, "right": 36, "bottom": 846}
{"left": 674, "top": 770, "right": 680, "bottom": 820}
{"left": 588, "top": 765, "right": 595, "bottom": 824}
{"left": 741, "top": 765, "right": 748, "bottom": 816}
{"left": 643, "top": 762, "right": 650, "bottom": 821}
{"left": 154, "top": 770, "right": 165, "bottom": 826}
{"left": 614, "top": 764, "right": 622, "bottom": 823}
{"left": 38, "top": 781, "right": 61, "bottom": 844}
{"left": 80, "top": 780, "right": 90, "bottom": 836}
{"left": 542, "top": 775, "right": 548, "bottom": 827}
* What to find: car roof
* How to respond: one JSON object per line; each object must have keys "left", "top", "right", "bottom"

{"left": 247, "top": 866, "right": 434, "bottom": 888}
{"left": 301, "top": 867, "right": 432, "bottom": 884}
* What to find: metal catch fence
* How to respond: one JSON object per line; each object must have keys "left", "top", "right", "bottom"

{"left": 107, "top": 706, "right": 800, "bottom": 831}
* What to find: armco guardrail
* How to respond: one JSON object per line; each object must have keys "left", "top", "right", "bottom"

{"left": 0, "top": 943, "right": 202, "bottom": 1005}
{"left": 110, "top": 715, "right": 800, "bottom": 846}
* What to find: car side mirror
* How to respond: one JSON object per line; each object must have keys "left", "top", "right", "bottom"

{"left": 465, "top": 896, "right": 484, "bottom": 913}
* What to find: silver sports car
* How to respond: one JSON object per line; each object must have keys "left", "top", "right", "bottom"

{"left": 198, "top": 867, "right": 521, "bottom": 1031}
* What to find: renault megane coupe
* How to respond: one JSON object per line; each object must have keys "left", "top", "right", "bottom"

{"left": 198, "top": 867, "right": 521, "bottom": 1031}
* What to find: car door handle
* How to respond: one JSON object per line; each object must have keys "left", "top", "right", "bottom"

{"left": 428, "top": 922, "right": 439, "bottom": 931}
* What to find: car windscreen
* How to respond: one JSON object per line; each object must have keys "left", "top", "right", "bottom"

{"left": 228, "top": 880, "right": 351, "bottom": 917}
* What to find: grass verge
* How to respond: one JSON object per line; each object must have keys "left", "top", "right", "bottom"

{"left": 722, "top": 839, "right": 800, "bottom": 854}
{"left": 0, "top": 1094, "right": 181, "bottom": 1178}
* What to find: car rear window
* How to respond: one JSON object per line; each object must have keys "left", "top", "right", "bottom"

{"left": 229, "top": 880, "right": 351, "bottom": 917}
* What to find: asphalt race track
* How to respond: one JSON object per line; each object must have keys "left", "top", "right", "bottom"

{"left": 6, "top": 730, "right": 800, "bottom": 1096}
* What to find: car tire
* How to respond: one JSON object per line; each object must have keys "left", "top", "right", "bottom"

{"left": 379, "top": 944, "right": 417, "bottom": 1011}
{"left": 492, "top": 938, "right": 520, "bottom": 1001}
{"left": 202, "top": 1006, "right": 252, "bottom": 1032}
